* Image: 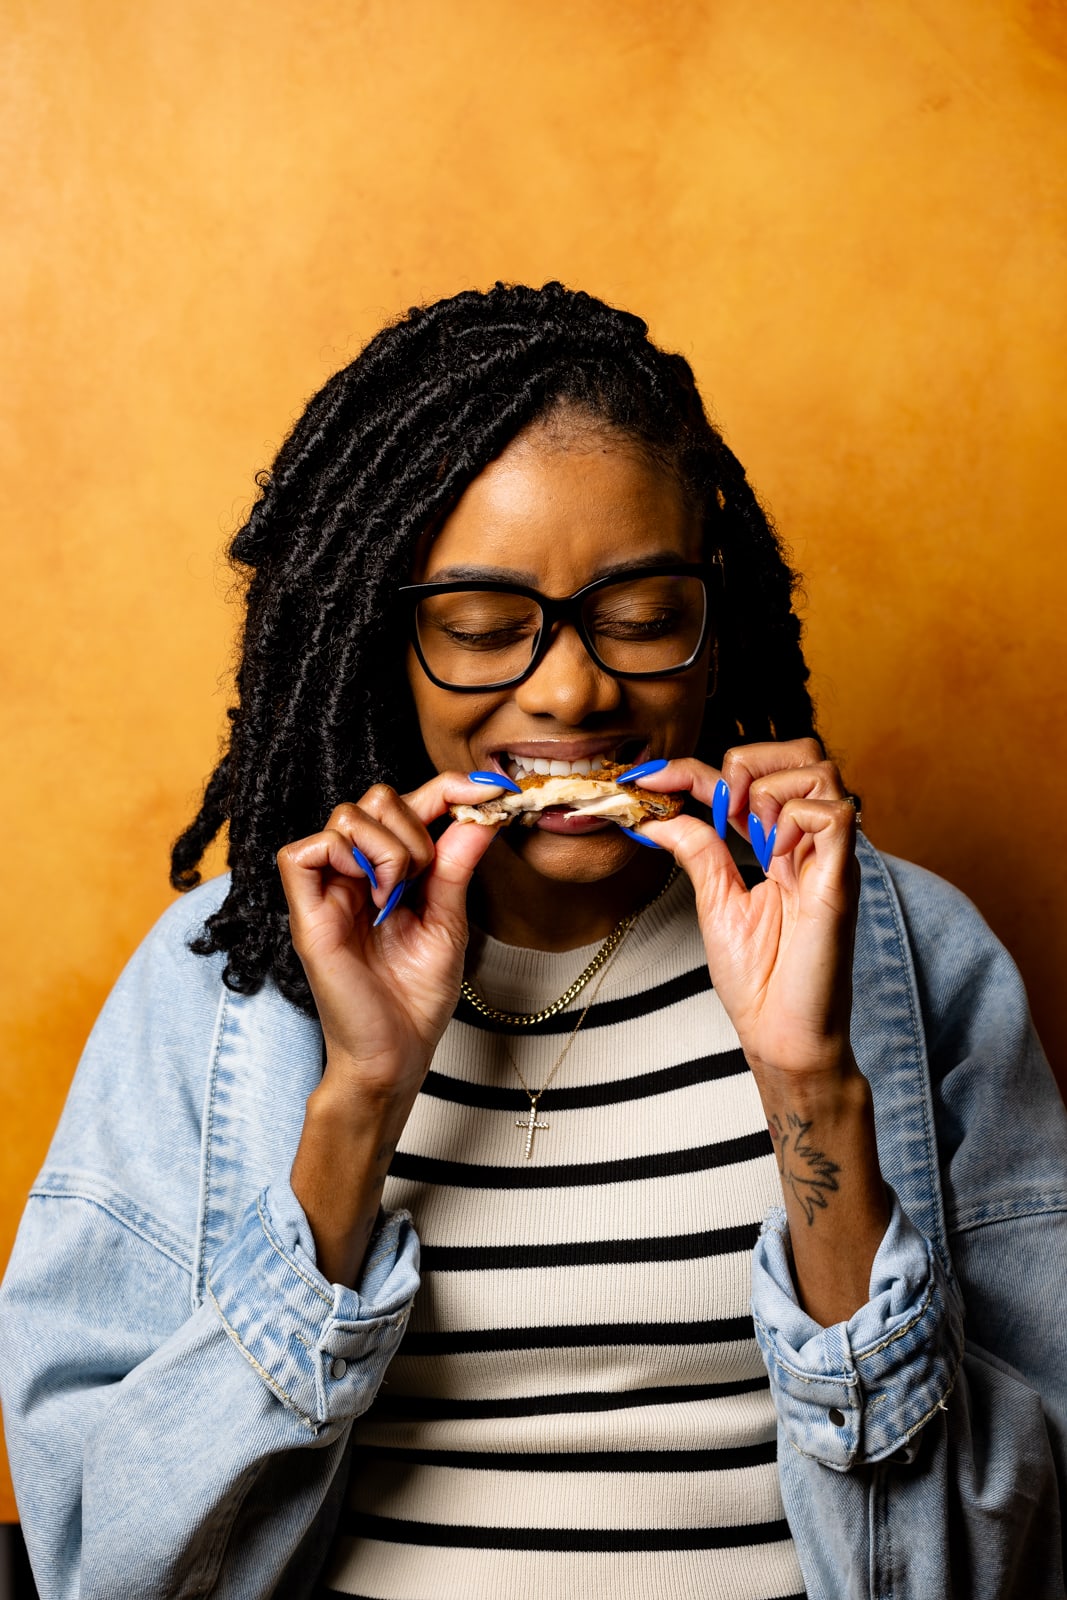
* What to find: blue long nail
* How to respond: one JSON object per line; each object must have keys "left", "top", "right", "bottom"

{"left": 350, "top": 845, "right": 379, "bottom": 890}
{"left": 616, "top": 757, "right": 669, "bottom": 785}
{"left": 619, "top": 825, "right": 666, "bottom": 850}
{"left": 712, "top": 779, "right": 729, "bottom": 840}
{"left": 372, "top": 881, "right": 407, "bottom": 927}
{"left": 748, "top": 812, "right": 767, "bottom": 869}
{"left": 763, "top": 824, "right": 777, "bottom": 872}
{"left": 468, "top": 769, "right": 522, "bottom": 794}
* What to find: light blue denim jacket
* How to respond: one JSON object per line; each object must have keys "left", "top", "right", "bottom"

{"left": 2, "top": 835, "right": 1065, "bottom": 1599}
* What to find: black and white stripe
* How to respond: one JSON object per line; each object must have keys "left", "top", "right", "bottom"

{"left": 321, "top": 875, "right": 804, "bottom": 1600}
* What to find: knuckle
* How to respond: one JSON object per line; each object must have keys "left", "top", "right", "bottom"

{"left": 396, "top": 790, "right": 429, "bottom": 825}
{"left": 671, "top": 817, "right": 707, "bottom": 858}
{"left": 327, "top": 802, "right": 364, "bottom": 830}
{"left": 320, "top": 825, "right": 350, "bottom": 850}
{"left": 720, "top": 746, "right": 753, "bottom": 784}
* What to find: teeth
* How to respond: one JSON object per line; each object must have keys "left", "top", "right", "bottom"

{"left": 507, "top": 752, "right": 613, "bottom": 779}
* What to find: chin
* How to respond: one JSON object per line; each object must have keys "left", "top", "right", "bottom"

{"left": 496, "top": 823, "right": 647, "bottom": 884}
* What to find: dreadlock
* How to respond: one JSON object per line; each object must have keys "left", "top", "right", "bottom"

{"left": 170, "top": 281, "right": 818, "bottom": 1013}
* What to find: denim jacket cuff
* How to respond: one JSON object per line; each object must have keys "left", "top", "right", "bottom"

{"left": 206, "top": 1181, "right": 420, "bottom": 1431}
{"left": 751, "top": 1186, "right": 964, "bottom": 1469}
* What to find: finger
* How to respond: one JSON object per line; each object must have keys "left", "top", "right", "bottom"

{"left": 719, "top": 739, "right": 831, "bottom": 824}
{"left": 614, "top": 755, "right": 723, "bottom": 810}
{"left": 324, "top": 771, "right": 512, "bottom": 904}
{"left": 745, "top": 762, "right": 849, "bottom": 863}
{"left": 413, "top": 815, "right": 500, "bottom": 933}
{"left": 322, "top": 799, "right": 431, "bottom": 910}
{"left": 766, "top": 796, "right": 857, "bottom": 906}
{"left": 349, "top": 843, "right": 379, "bottom": 890}
{"left": 277, "top": 828, "right": 379, "bottom": 923}
{"left": 627, "top": 758, "right": 746, "bottom": 852}
{"left": 749, "top": 759, "right": 845, "bottom": 813}
{"left": 399, "top": 769, "right": 518, "bottom": 828}
{"left": 640, "top": 812, "right": 747, "bottom": 905}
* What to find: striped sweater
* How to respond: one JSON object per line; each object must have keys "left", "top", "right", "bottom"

{"left": 321, "top": 872, "right": 806, "bottom": 1600}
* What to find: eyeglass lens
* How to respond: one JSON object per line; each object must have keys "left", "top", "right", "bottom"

{"left": 413, "top": 575, "right": 706, "bottom": 687}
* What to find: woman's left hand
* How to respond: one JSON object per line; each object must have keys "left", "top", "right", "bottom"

{"left": 639, "top": 740, "right": 889, "bottom": 1324}
{"left": 641, "top": 739, "right": 859, "bottom": 1086}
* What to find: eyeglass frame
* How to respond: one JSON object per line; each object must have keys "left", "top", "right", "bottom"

{"left": 399, "top": 563, "right": 714, "bottom": 692}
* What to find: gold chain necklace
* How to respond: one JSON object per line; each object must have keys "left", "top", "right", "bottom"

{"left": 505, "top": 935, "right": 628, "bottom": 1158}
{"left": 460, "top": 867, "right": 678, "bottom": 1028}
{"left": 463, "top": 867, "right": 679, "bottom": 1159}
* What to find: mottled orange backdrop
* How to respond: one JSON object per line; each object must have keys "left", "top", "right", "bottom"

{"left": 2, "top": 0, "right": 1065, "bottom": 1517}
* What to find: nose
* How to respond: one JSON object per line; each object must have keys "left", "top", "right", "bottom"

{"left": 512, "top": 623, "right": 622, "bottom": 722}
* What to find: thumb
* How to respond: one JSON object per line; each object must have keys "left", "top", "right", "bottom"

{"left": 419, "top": 819, "right": 499, "bottom": 935}
{"left": 644, "top": 814, "right": 744, "bottom": 907}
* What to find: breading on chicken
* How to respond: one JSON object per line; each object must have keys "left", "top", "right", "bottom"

{"left": 450, "top": 762, "right": 682, "bottom": 829}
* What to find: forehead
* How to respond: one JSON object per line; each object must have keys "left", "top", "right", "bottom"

{"left": 414, "top": 424, "right": 702, "bottom": 589}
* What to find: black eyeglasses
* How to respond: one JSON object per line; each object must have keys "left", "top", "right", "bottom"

{"left": 400, "top": 565, "right": 712, "bottom": 692}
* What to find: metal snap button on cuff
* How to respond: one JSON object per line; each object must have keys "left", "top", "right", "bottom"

{"left": 828, "top": 1406, "right": 846, "bottom": 1427}
{"left": 330, "top": 1357, "right": 348, "bottom": 1379}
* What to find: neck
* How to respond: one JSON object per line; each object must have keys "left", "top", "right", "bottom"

{"left": 469, "top": 840, "right": 674, "bottom": 951}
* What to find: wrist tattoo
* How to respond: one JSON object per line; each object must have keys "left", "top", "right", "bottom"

{"left": 769, "top": 1111, "right": 841, "bottom": 1225}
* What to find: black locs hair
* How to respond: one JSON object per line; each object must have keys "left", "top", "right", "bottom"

{"left": 170, "top": 281, "right": 818, "bottom": 1013}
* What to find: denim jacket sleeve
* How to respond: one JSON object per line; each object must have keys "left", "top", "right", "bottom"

{"left": 749, "top": 839, "right": 1067, "bottom": 1599}
{"left": 0, "top": 883, "right": 420, "bottom": 1600}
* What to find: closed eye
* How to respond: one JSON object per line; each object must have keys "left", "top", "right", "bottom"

{"left": 592, "top": 609, "right": 682, "bottom": 640}
{"left": 438, "top": 622, "right": 539, "bottom": 651}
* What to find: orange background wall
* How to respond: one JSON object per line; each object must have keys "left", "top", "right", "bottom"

{"left": 2, "top": 0, "right": 1065, "bottom": 1519}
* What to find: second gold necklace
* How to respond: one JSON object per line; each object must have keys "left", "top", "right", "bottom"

{"left": 504, "top": 929, "right": 629, "bottom": 1158}
{"left": 468, "top": 869, "right": 678, "bottom": 1158}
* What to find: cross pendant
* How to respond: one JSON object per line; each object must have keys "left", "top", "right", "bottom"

{"left": 516, "top": 1100, "right": 549, "bottom": 1159}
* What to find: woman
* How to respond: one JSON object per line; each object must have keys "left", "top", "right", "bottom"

{"left": 2, "top": 282, "right": 1065, "bottom": 1600}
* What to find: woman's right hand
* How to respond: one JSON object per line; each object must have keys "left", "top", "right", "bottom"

{"left": 279, "top": 773, "right": 499, "bottom": 1284}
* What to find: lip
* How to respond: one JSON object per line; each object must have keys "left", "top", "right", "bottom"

{"left": 532, "top": 811, "right": 616, "bottom": 835}
{"left": 486, "top": 737, "right": 649, "bottom": 770}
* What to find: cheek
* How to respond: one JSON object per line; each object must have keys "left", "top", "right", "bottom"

{"left": 405, "top": 651, "right": 444, "bottom": 765}
{"left": 406, "top": 675, "right": 452, "bottom": 767}
{"left": 639, "top": 666, "right": 710, "bottom": 750}
{"left": 419, "top": 705, "right": 462, "bottom": 768}
{"left": 406, "top": 649, "right": 496, "bottom": 771}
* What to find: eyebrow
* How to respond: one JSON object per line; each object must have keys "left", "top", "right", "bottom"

{"left": 422, "top": 551, "right": 694, "bottom": 586}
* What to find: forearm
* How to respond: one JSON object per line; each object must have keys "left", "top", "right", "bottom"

{"left": 758, "top": 1055, "right": 891, "bottom": 1326}
{"left": 291, "top": 1071, "right": 414, "bottom": 1286}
